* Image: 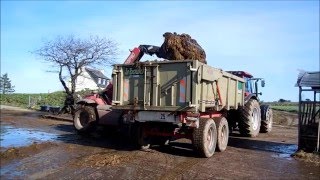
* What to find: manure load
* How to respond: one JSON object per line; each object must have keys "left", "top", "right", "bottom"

{"left": 158, "top": 32, "right": 207, "bottom": 64}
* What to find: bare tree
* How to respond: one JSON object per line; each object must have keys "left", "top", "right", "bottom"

{"left": 34, "top": 35, "right": 118, "bottom": 113}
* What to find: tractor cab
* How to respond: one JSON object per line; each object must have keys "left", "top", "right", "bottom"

{"left": 227, "top": 71, "right": 265, "bottom": 101}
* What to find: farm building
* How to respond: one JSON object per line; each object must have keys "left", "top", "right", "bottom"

{"left": 67, "top": 67, "right": 110, "bottom": 92}
{"left": 296, "top": 71, "right": 320, "bottom": 152}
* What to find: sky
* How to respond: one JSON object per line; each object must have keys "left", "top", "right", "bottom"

{"left": 1, "top": 0, "right": 319, "bottom": 102}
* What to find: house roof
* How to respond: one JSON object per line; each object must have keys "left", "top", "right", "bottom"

{"left": 85, "top": 67, "right": 109, "bottom": 80}
{"left": 296, "top": 71, "right": 320, "bottom": 88}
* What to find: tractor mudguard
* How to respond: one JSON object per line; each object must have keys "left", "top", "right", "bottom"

{"left": 76, "top": 99, "right": 96, "bottom": 105}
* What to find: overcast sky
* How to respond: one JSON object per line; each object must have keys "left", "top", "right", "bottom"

{"left": 1, "top": 0, "right": 319, "bottom": 102}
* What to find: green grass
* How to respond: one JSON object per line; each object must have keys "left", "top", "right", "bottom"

{"left": 0, "top": 91, "right": 66, "bottom": 109}
{"left": 0, "top": 89, "right": 97, "bottom": 110}
{"left": 264, "top": 102, "right": 299, "bottom": 113}
{"left": 271, "top": 105, "right": 299, "bottom": 113}
{"left": 269, "top": 102, "right": 319, "bottom": 114}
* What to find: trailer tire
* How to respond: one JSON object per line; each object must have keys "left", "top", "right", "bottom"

{"left": 213, "top": 117, "right": 229, "bottom": 152}
{"left": 260, "top": 105, "right": 273, "bottom": 133}
{"left": 193, "top": 118, "right": 217, "bottom": 158}
{"left": 73, "top": 105, "right": 96, "bottom": 134}
{"left": 239, "top": 99, "right": 261, "bottom": 137}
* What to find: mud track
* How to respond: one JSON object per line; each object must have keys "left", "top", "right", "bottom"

{"left": 0, "top": 108, "right": 319, "bottom": 179}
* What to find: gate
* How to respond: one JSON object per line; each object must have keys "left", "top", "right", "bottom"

{"left": 297, "top": 71, "right": 320, "bottom": 152}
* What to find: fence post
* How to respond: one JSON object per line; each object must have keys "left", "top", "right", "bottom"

{"left": 28, "top": 96, "right": 31, "bottom": 108}
{"left": 317, "top": 119, "right": 320, "bottom": 152}
{"left": 298, "top": 87, "right": 302, "bottom": 149}
{"left": 317, "top": 91, "right": 320, "bottom": 152}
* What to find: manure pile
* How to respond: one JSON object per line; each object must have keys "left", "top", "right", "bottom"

{"left": 158, "top": 32, "right": 207, "bottom": 64}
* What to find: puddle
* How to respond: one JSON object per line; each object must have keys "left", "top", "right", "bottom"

{"left": 269, "top": 144, "right": 297, "bottom": 160}
{"left": 0, "top": 125, "right": 57, "bottom": 150}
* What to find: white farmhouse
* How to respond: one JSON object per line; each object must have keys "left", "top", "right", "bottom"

{"left": 68, "top": 67, "right": 110, "bottom": 92}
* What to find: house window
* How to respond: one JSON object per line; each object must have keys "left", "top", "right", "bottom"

{"left": 98, "top": 78, "right": 101, "bottom": 84}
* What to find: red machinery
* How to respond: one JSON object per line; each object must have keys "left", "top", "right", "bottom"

{"left": 123, "top": 45, "right": 162, "bottom": 64}
{"left": 73, "top": 45, "right": 163, "bottom": 128}
{"left": 227, "top": 71, "right": 265, "bottom": 102}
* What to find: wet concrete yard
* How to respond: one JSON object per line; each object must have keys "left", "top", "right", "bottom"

{"left": 0, "top": 108, "right": 319, "bottom": 179}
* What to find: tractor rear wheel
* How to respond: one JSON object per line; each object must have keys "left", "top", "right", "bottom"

{"left": 73, "top": 105, "right": 97, "bottom": 134}
{"left": 260, "top": 105, "right": 273, "bottom": 133}
{"left": 193, "top": 118, "right": 217, "bottom": 157}
{"left": 239, "top": 99, "right": 261, "bottom": 137}
{"left": 213, "top": 117, "right": 229, "bottom": 152}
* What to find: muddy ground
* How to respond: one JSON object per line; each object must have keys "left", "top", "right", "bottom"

{"left": 0, "top": 107, "right": 319, "bottom": 179}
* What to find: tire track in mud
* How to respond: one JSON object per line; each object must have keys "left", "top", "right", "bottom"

{"left": 159, "top": 157, "right": 202, "bottom": 180}
{"left": 117, "top": 144, "right": 204, "bottom": 179}
{"left": 124, "top": 147, "right": 203, "bottom": 179}
{"left": 114, "top": 148, "right": 170, "bottom": 179}
{"left": 100, "top": 148, "right": 179, "bottom": 179}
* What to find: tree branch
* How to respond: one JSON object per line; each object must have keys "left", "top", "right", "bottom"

{"left": 59, "top": 65, "right": 70, "bottom": 94}
{"left": 33, "top": 34, "right": 118, "bottom": 99}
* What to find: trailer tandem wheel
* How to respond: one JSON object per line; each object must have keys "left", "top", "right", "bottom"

{"left": 213, "top": 117, "right": 229, "bottom": 152}
{"left": 193, "top": 118, "right": 217, "bottom": 157}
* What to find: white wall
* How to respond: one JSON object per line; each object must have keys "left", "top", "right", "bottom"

{"left": 67, "top": 67, "right": 100, "bottom": 92}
